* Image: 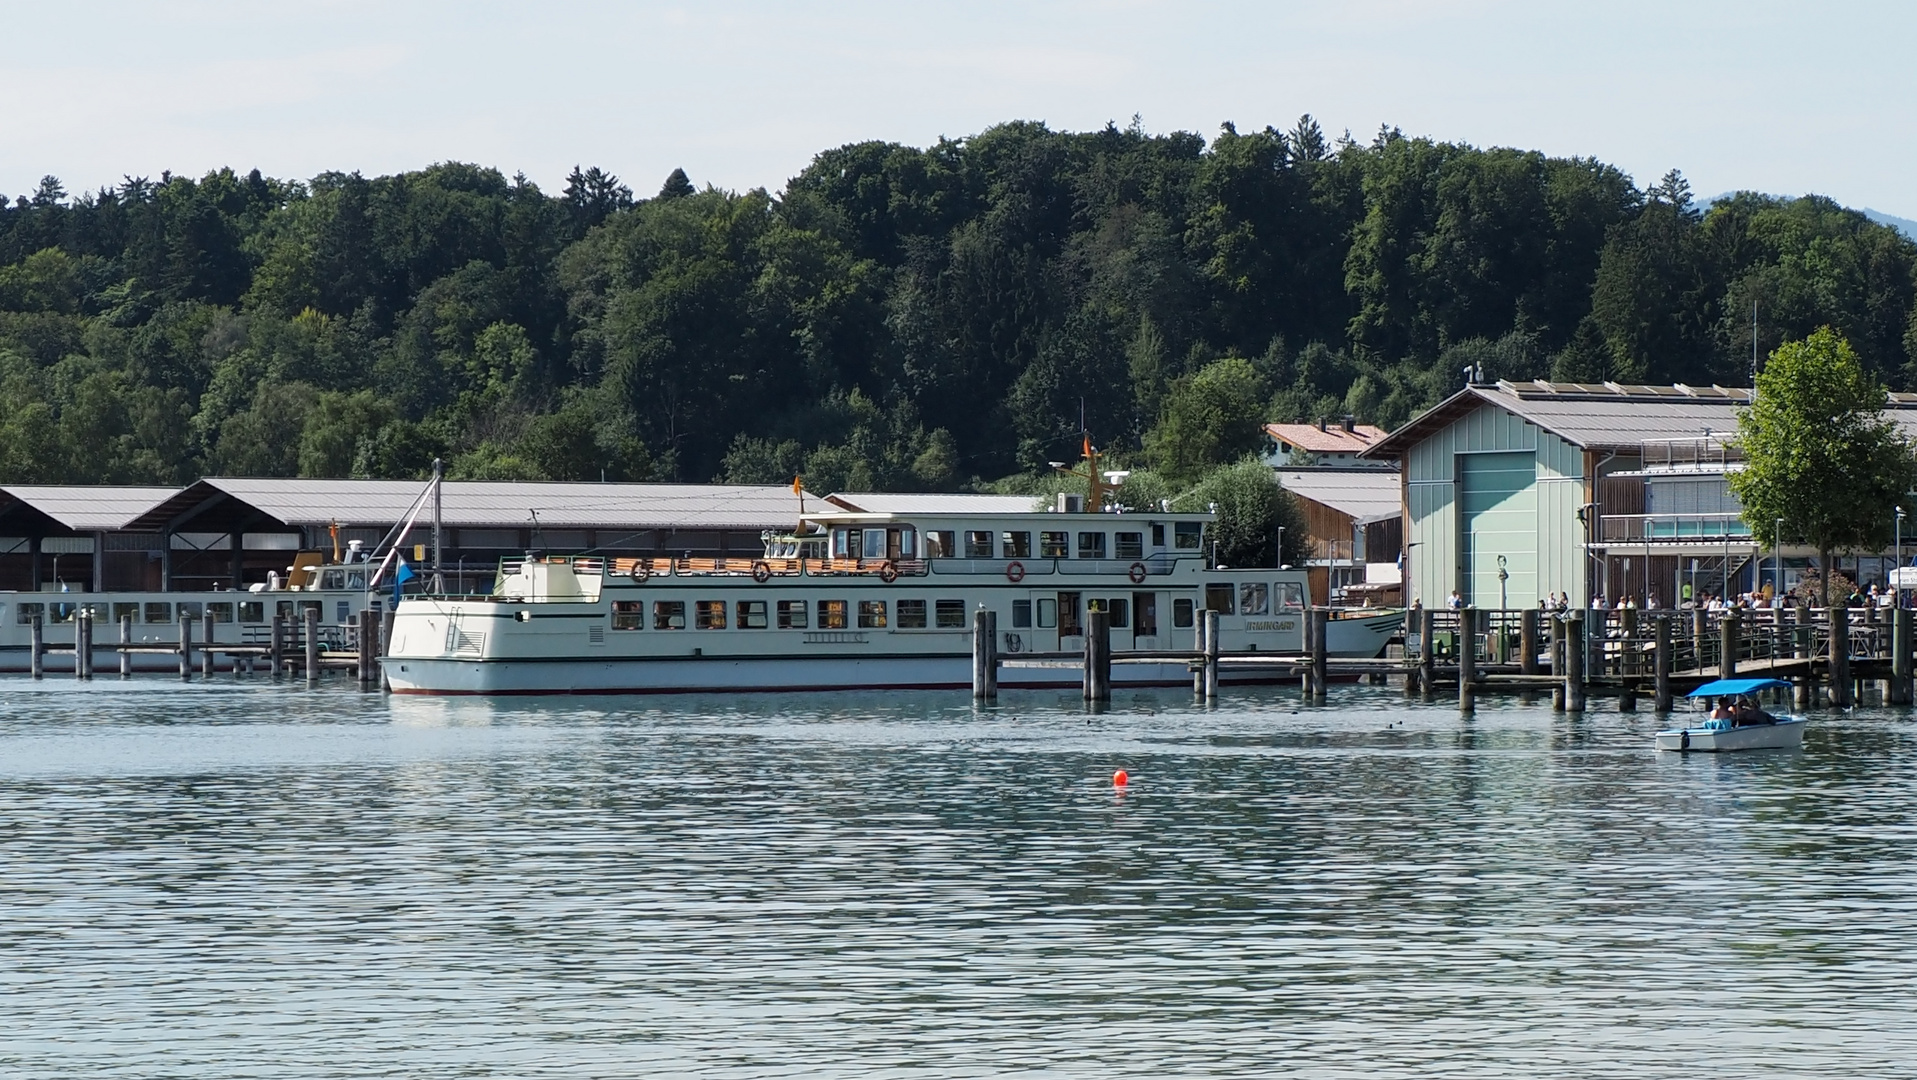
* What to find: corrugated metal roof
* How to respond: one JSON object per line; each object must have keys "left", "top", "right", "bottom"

{"left": 0, "top": 486, "right": 180, "bottom": 531}
{"left": 1273, "top": 469, "right": 1402, "bottom": 523}
{"left": 128, "top": 478, "right": 810, "bottom": 532}
{"left": 824, "top": 492, "right": 1040, "bottom": 515}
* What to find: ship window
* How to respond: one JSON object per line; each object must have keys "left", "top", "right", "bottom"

{"left": 17, "top": 602, "right": 43, "bottom": 625}
{"left": 1205, "top": 584, "right": 1235, "bottom": 614}
{"left": 935, "top": 599, "right": 966, "bottom": 628}
{"left": 1039, "top": 531, "right": 1069, "bottom": 558}
{"left": 1240, "top": 583, "right": 1269, "bottom": 615}
{"left": 1115, "top": 532, "right": 1143, "bottom": 559}
{"left": 1076, "top": 532, "right": 1106, "bottom": 559}
{"left": 112, "top": 602, "right": 139, "bottom": 624}
{"left": 1037, "top": 598, "right": 1056, "bottom": 628}
{"left": 1175, "top": 522, "right": 1202, "bottom": 550}
{"left": 1173, "top": 598, "right": 1194, "bottom": 628}
{"left": 1012, "top": 599, "right": 1032, "bottom": 628}
{"left": 1108, "top": 598, "right": 1130, "bottom": 629}
{"left": 737, "top": 600, "right": 768, "bottom": 629}
{"left": 964, "top": 531, "right": 994, "bottom": 558}
{"left": 858, "top": 600, "right": 887, "bottom": 628}
{"left": 177, "top": 601, "right": 203, "bottom": 619}
{"left": 897, "top": 599, "right": 927, "bottom": 628}
{"left": 1058, "top": 592, "right": 1082, "bottom": 637}
{"left": 346, "top": 570, "right": 367, "bottom": 591}
{"left": 696, "top": 601, "right": 727, "bottom": 630}
{"left": 653, "top": 601, "right": 686, "bottom": 630}
{"left": 612, "top": 600, "right": 644, "bottom": 629}
{"left": 862, "top": 531, "right": 887, "bottom": 561}
{"left": 1278, "top": 582, "right": 1306, "bottom": 610}
{"left": 821, "top": 600, "right": 849, "bottom": 629}
{"left": 832, "top": 529, "right": 851, "bottom": 559}
{"left": 320, "top": 570, "right": 345, "bottom": 590}
{"left": 1134, "top": 593, "right": 1157, "bottom": 636}
{"left": 1002, "top": 531, "right": 1032, "bottom": 558}
{"left": 1151, "top": 524, "right": 1166, "bottom": 547}
{"left": 777, "top": 600, "right": 808, "bottom": 629}
{"left": 145, "top": 602, "right": 172, "bottom": 624}
{"left": 207, "top": 602, "right": 235, "bottom": 623}
{"left": 924, "top": 531, "right": 955, "bottom": 558}
{"left": 239, "top": 602, "right": 264, "bottom": 623}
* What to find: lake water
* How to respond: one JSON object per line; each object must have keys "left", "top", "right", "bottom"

{"left": 2, "top": 678, "right": 1915, "bottom": 1078}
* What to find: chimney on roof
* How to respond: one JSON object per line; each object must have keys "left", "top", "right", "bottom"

{"left": 1340, "top": 415, "right": 1355, "bottom": 433}
{"left": 1317, "top": 417, "right": 1327, "bottom": 432}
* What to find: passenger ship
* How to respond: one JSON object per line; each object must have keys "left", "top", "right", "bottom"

{"left": 383, "top": 507, "right": 1404, "bottom": 695}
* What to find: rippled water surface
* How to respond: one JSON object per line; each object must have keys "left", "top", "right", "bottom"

{"left": 3, "top": 677, "right": 1916, "bottom": 1078}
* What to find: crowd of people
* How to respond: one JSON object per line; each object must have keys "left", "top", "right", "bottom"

{"left": 1426, "top": 582, "right": 1907, "bottom": 611}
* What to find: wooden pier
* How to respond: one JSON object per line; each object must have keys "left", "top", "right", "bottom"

{"left": 20, "top": 607, "right": 386, "bottom": 689}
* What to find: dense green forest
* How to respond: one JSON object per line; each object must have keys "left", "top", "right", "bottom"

{"left": 3, "top": 117, "right": 1914, "bottom": 491}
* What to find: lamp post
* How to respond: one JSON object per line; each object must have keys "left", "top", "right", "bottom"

{"left": 1774, "top": 517, "right": 1784, "bottom": 603}
{"left": 1897, "top": 507, "right": 1906, "bottom": 606}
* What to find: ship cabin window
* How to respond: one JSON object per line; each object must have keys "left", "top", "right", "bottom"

{"left": 1036, "top": 598, "right": 1057, "bottom": 628}
{"left": 239, "top": 602, "right": 265, "bottom": 623}
{"left": 858, "top": 600, "right": 887, "bottom": 628}
{"left": 1115, "top": 532, "right": 1143, "bottom": 559}
{"left": 653, "top": 600, "right": 687, "bottom": 630}
{"left": 1076, "top": 532, "right": 1106, "bottom": 559}
{"left": 177, "top": 601, "right": 203, "bottom": 620}
{"left": 1173, "top": 598, "right": 1195, "bottom": 628}
{"left": 612, "top": 600, "right": 645, "bottom": 629}
{"left": 1088, "top": 597, "right": 1129, "bottom": 629}
{"left": 112, "top": 602, "right": 138, "bottom": 624}
{"left": 778, "top": 600, "right": 808, "bottom": 629}
{"left": 1039, "top": 531, "right": 1069, "bottom": 558}
{"left": 1135, "top": 594, "right": 1158, "bottom": 636}
{"left": 1205, "top": 584, "right": 1235, "bottom": 614}
{"left": 1151, "top": 524, "right": 1166, "bottom": 548}
{"left": 1240, "top": 583, "right": 1270, "bottom": 615}
{"left": 964, "top": 531, "right": 994, "bottom": 558}
{"left": 320, "top": 570, "right": 345, "bottom": 590}
{"left": 1012, "top": 600, "right": 1032, "bottom": 628}
{"left": 1002, "top": 531, "right": 1032, "bottom": 558}
{"left": 1278, "top": 582, "right": 1306, "bottom": 610}
{"left": 696, "top": 601, "right": 727, "bottom": 630}
{"left": 925, "top": 531, "right": 955, "bottom": 559}
{"left": 862, "top": 531, "right": 887, "bottom": 561}
{"left": 207, "top": 602, "right": 235, "bottom": 623}
{"left": 898, "top": 599, "right": 927, "bottom": 628}
{"left": 820, "top": 600, "right": 849, "bottom": 629}
{"left": 832, "top": 529, "right": 850, "bottom": 559}
{"left": 17, "top": 602, "right": 43, "bottom": 625}
{"left": 1057, "top": 592, "right": 1083, "bottom": 637}
{"left": 737, "top": 600, "right": 768, "bottom": 629}
{"left": 1175, "top": 521, "right": 1203, "bottom": 550}
{"left": 936, "top": 599, "right": 966, "bottom": 628}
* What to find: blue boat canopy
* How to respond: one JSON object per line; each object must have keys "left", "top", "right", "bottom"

{"left": 1687, "top": 678, "right": 1792, "bottom": 698}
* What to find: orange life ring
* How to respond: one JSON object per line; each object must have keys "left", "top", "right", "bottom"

{"left": 878, "top": 560, "right": 899, "bottom": 584}
{"left": 751, "top": 560, "right": 772, "bottom": 584}
{"left": 1128, "top": 561, "right": 1148, "bottom": 584}
{"left": 1006, "top": 560, "right": 1026, "bottom": 583}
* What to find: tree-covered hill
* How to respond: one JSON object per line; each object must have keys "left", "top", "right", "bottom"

{"left": 2, "top": 119, "right": 1913, "bottom": 489}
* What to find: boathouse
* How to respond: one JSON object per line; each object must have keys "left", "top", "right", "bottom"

{"left": 1365, "top": 380, "right": 1917, "bottom": 610}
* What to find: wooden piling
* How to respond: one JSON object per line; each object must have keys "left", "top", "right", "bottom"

{"left": 1192, "top": 614, "right": 1207, "bottom": 697}
{"left": 119, "top": 614, "right": 132, "bottom": 679}
{"left": 380, "top": 607, "right": 397, "bottom": 693}
{"left": 1654, "top": 614, "right": 1673, "bottom": 712}
{"left": 1403, "top": 608, "right": 1422, "bottom": 694}
{"left": 1549, "top": 615, "right": 1565, "bottom": 712}
{"left": 1692, "top": 608, "right": 1708, "bottom": 671}
{"left": 1893, "top": 606, "right": 1913, "bottom": 706}
{"left": 1417, "top": 607, "right": 1435, "bottom": 697}
{"left": 1309, "top": 606, "right": 1329, "bottom": 702}
{"left": 1619, "top": 607, "right": 1638, "bottom": 677}
{"left": 202, "top": 608, "right": 216, "bottom": 679}
{"left": 1563, "top": 611, "right": 1586, "bottom": 712}
{"left": 1830, "top": 605, "right": 1852, "bottom": 708}
{"left": 270, "top": 614, "right": 285, "bottom": 678}
{"left": 1719, "top": 610, "right": 1739, "bottom": 682}
{"left": 1083, "top": 609, "right": 1111, "bottom": 702}
{"left": 303, "top": 605, "right": 321, "bottom": 686}
{"left": 1520, "top": 609, "right": 1539, "bottom": 675}
{"left": 29, "top": 615, "right": 43, "bottom": 679}
{"left": 178, "top": 612, "right": 193, "bottom": 681}
{"left": 1457, "top": 606, "right": 1477, "bottom": 713}
{"left": 75, "top": 608, "right": 91, "bottom": 681}
{"left": 1203, "top": 609, "right": 1220, "bottom": 701}
{"left": 973, "top": 608, "right": 994, "bottom": 701}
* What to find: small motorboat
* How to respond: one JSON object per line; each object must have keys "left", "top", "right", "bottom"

{"left": 1655, "top": 678, "right": 1806, "bottom": 752}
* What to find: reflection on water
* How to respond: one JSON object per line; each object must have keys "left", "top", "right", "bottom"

{"left": 2, "top": 678, "right": 1915, "bottom": 1077}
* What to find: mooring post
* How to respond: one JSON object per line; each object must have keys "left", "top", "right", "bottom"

{"left": 985, "top": 610, "right": 998, "bottom": 700}
{"left": 1564, "top": 611, "right": 1586, "bottom": 712}
{"left": 1203, "top": 609, "right": 1221, "bottom": 701}
{"left": 1310, "top": 606, "right": 1329, "bottom": 702}
{"left": 1619, "top": 606, "right": 1638, "bottom": 677}
{"left": 380, "top": 607, "right": 397, "bottom": 692}
{"left": 1794, "top": 602, "right": 1813, "bottom": 710}
{"left": 355, "top": 609, "right": 373, "bottom": 689}
{"left": 1084, "top": 608, "right": 1111, "bottom": 703}
{"left": 1893, "top": 606, "right": 1913, "bottom": 707}
{"left": 1458, "top": 606, "right": 1477, "bottom": 713}
{"left": 270, "top": 614, "right": 286, "bottom": 679}
{"left": 1719, "top": 610, "right": 1740, "bottom": 682}
{"left": 202, "top": 608, "right": 216, "bottom": 679}
{"left": 974, "top": 608, "right": 995, "bottom": 701}
{"left": 1830, "top": 604, "right": 1852, "bottom": 708}
{"left": 1402, "top": 608, "right": 1422, "bottom": 694}
{"left": 1654, "top": 614, "right": 1674, "bottom": 712}
{"left": 1418, "top": 606, "right": 1435, "bottom": 698}
{"left": 1520, "top": 608, "right": 1539, "bottom": 675}
{"left": 119, "top": 614, "right": 133, "bottom": 679}
{"left": 304, "top": 605, "right": 321, "bottom": 686}
{"left": 1692, "top": 608, "right": 1709, "bottom": 672}
{"left": 1192, "top": 613, "right": 1207, "bottom": 697}
{"left": 29, "top": 615, "right": 43, "bottom": 679}
{"left": 178, "top": 611, "right": 193, "bottom": 682}
{"left": 75, "top": 607, "right": 91, "bottom": 681}
{"left": 1548, "top": 615, "right": 1565, "bottom": 712}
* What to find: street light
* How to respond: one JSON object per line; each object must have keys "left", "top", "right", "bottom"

{"left": 1897, "top": 507, "right": 1907, "bottom": 606}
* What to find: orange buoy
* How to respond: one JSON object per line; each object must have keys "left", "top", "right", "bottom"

{"left": 1113, "top": 769, "right": 1129, "bottom": 787}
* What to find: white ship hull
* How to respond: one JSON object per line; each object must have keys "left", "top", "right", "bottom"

{"left": 1655, "top": 718, "right": 1807, "bottom": 752}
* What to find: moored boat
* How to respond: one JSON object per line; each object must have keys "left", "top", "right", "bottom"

{"left": 1655, "top": 678, "right": 1806, "bottom": 752}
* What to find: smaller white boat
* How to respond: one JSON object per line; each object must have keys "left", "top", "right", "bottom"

{"left": 1655, "top": 678, "right": 1806, "bottom": 752}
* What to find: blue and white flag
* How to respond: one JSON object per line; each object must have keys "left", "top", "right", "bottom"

{"left": 393, "top": 557, "right": 416, "bottom": 603}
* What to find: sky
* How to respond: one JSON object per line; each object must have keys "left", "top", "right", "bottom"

{"left": 2, "top": 0, "right": 1913, "bottom": 216}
